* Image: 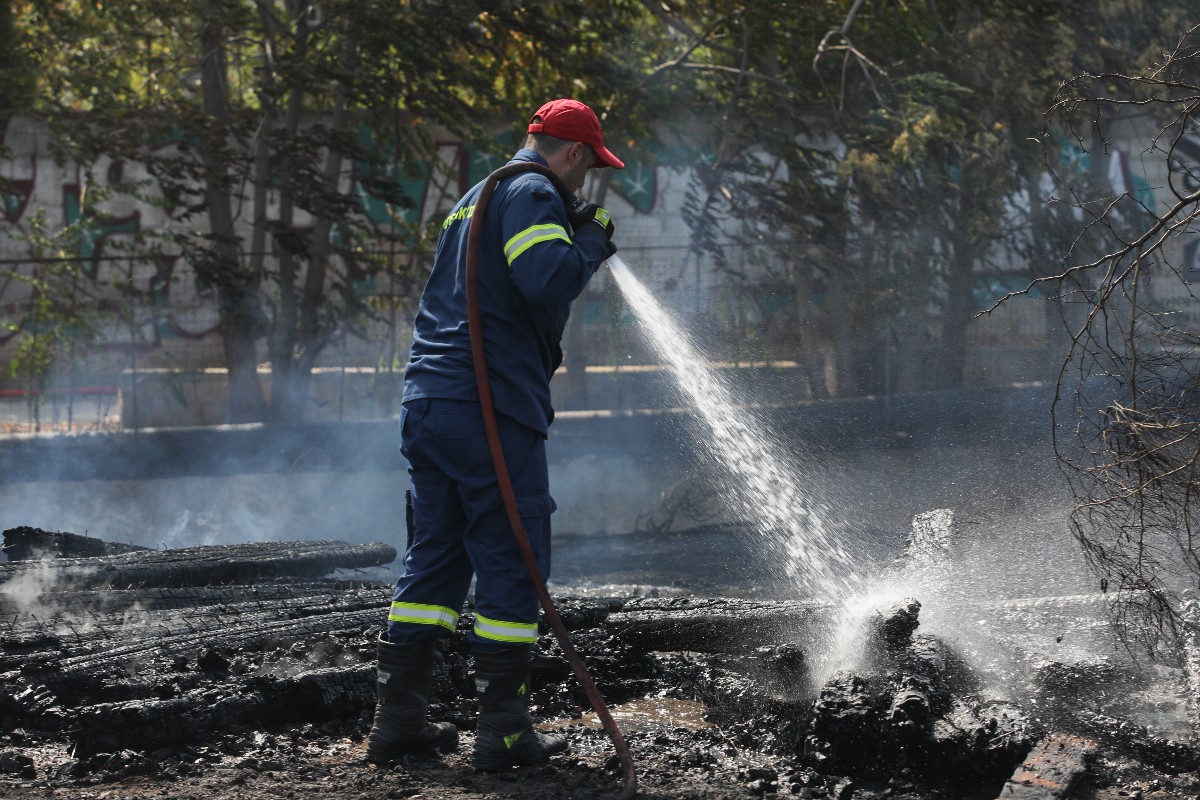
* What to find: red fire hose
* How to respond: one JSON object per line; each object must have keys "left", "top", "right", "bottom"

{"left": 465, "top": 162, "right": 637, "bottom": 800}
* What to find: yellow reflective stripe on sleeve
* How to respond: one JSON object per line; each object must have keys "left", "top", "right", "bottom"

{"left": 473, "top": 613, "right": 539, "bottom": 643}
{"left": 503, "top": 223, "right": 570, "bottom": 266}
{"left": 388, "top": 602, "right": 459, "bottom": 632}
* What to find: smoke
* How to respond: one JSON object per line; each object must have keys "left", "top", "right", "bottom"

{"left": 0, "top": 558, "right": 72, "bottom": 620}
{"left": 0, "top": 470, "right": 411, "bottom": 550}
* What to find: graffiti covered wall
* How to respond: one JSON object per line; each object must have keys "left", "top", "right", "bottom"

{"left": 2, "top": 111, "right": 1132, "bottom": 425}
{"left": 0, "top": 115, "right": 697, "bottom": 388}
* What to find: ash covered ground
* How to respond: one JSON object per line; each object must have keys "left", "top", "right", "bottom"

{"left": 2, "top": 522, "right": 1200, "bottom": 800}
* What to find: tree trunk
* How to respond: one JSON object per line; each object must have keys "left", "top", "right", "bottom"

{"left": 285, "top": 38, "right": 357, "bottom": 421}
{"left": 940, "top": 187, "right": 978, "bottom": 390}
{"left": 264, "top": 1, "right": 310, "bottom": 423}
{"left": 828, "top": 261, "right": 856, "bottom": 398}
{"left": 790, "top": 261, "right": 829, "bottom": 400}
{"left": 198, "top": 0, "right": 266, "bottom": 422}
{"left": 821, "top": 179, "right": 857, "bottom": 398}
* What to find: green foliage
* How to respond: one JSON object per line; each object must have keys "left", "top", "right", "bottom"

{"left": 652, "top": 0, "right": 1197, "bottom": 393}
{"left": 0, "top": 1, "right": 36, "bottom": 111}
{"left": 8, "top": 0, "right": 672, "bottom": 420}
{"left": 9, "top": 0, "right": 1194, "bottom": 412}
{"left": 5, "top": 208, "right": 104, "bottom": 424}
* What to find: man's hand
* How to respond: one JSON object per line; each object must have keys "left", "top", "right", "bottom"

{"left": 567, "top": 202, "right": 615, "bottom": 242}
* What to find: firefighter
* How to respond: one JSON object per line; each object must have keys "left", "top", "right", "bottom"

{"left": 366, "top": 98, "right": 622, "bottom": 770}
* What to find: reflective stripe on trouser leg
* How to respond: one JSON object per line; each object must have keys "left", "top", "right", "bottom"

{"left": 473, "top": 613, "right": 539, "bottom": 644}
{"left": 388, "top": 399, "right": 475, "bottom": 644}
{"left": 390, "top": 398, "right": 555, "bottom": 646}
{"left": 388, "top": 601, "right": 460, "bottom": 632}
{"left": 462, "top": 421, "right": 553, "bottom": 649}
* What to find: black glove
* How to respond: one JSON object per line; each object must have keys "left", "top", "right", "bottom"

{"left": 567, "top": 201, "right": 615, "bottom": 242}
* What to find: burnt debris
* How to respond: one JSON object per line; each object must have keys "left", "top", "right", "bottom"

{"left": 1, "top": 525, "right": 1198, "bottom": 799}
{"left": 0, "top": 531, "right": 397, "bottom": 590}
{"left": 2, "top": 526, "right": 150, "bottom": 561}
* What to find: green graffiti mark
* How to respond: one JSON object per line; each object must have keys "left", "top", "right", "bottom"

{"left": 353, "top": 127, "right": 433, "bottom": 244}
{"left": 63, "top": 183, "right": 141, "bottom": 279}
{"left": 351, "top": 126, "right": 664, "bottom": 237}
{"left": 611, "top": 160, "right": 655, "bottom": 212}
{"left": 972, "top": 275, "right": 1044, "bottom": 308}
{"left": 4, "top": 189, "right": 27, "bottom": 221}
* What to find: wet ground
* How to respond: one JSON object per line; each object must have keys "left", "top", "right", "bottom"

{"left": 2, "top": 518, "right": 1199, "bottom": 800}
{"left": 3, "top": 407, "right": 1199, "bottom": 798}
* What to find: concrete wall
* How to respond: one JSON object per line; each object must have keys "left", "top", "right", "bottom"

{"left": 0, "top": 384, "right": 1063, "bottom": 551}
{"left": 1, "top": 114, "right": 1069, "bottom": 429}
{"left": 111, "top": 360, "right": 819, "bottom": 428}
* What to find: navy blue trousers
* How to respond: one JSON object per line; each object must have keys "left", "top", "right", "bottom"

{"left": 387, "top": 398, "right": 554, "bottom": 650}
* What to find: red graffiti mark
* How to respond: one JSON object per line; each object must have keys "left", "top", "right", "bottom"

{"left": 0, "top": 386, "right": 118, "bottom": 398}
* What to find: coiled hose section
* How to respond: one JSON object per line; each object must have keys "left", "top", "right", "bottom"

{"left": 465, "top": 161, "right": 637, "bottom": 799}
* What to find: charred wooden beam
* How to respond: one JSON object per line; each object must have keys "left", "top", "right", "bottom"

{"left": 0, "top": 579, "right": 389, "bottom": 618}
{"left": 2, "top": 526, "right": 150, "bottom": 561}
{"left": 807, "top": 632, "right": 1037, "bottom": 786}
{"left": 66, "top": 664, "right": 377, "bottom": 757}
{"left": 0, "top": 586, "right": 391, "bottom": 673}
{"left": 997, "top": 732, "right": 1096, "bottom": 799}
{"left": 602, "top": 596, "right": 832, "bottom": 654}
{"left": 0, "top": 540, "right": 397, "bottom": 591}
{"left": 6, "top": 606, "right": 387, "bottom": 700}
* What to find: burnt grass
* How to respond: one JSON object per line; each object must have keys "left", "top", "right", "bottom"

{"left": 2, "top": 531, "right": 1200, "bottom": 799}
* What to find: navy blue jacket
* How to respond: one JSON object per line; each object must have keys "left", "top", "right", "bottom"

{"left": 402, "top": 149, "right": 611, "bottom": 434}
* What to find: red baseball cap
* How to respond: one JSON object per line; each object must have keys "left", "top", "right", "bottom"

{"left": 528, "top": 98, "right": 624, "bottom": 170}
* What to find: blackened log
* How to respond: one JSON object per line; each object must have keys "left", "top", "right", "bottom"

{"left": 603, "top": 596, "right": 831, "bottom": 654}
{"left": 998, "top": 732, "right": 1096, "bottom": 799}
{"left": 0, "top": 587, "right": 390, "bottom": 673}
{"left": 67, "top": 664, "right": 377, "bottom": 756}
{"left": 2, "top": 526, "right": 150, "bottom": 561}
{"left": 0, "top": 540, "right": 397, "bottom": 590}
{"left": 601, "top": 595, "right": 919, "bottom": 660}
{"left": 9, "top": 606, "right": 387, "bottom": 701}
{"left": 0, "top": 579, "right": 389, "bottom": 618}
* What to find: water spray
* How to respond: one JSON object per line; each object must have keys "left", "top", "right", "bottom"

{"left": 607, "top": 256, "right": 900, "bottom": 684}
{"left": 607, "top": 255, "right": 866, "bottom": 602}
{"left": 466, "top": 162, "right": 636, "bottom": 799}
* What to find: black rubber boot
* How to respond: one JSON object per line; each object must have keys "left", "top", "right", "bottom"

{"left": 472, "top": 645, "right": 568, "bottom": 771}
{"left": 365, "top": 635, "right": 458, "bottom": 763}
